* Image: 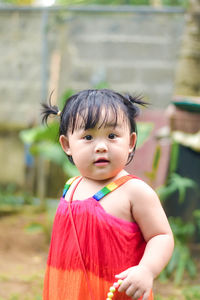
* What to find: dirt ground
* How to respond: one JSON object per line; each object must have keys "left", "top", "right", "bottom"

{"left": 0, "top": 211, "right": 199, "bottom": 300}
{"left": 0, "top": 211, "right": 48, "bottom": 300}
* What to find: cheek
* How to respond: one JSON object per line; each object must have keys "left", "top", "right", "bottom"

{"left": 72, "top": 148, "right": 89, "bottom": 164}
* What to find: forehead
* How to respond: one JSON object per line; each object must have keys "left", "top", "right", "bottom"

{"left": 74, "top": 106, "right": 129, "bottom": 130}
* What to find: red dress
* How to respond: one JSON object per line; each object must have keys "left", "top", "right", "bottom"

{"left": 43, "top": 175, "right": 153, "bottom": 300}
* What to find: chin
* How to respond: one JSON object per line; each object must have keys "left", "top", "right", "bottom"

{"left": 91, "top": 171, "right": 121, "bottom": 181}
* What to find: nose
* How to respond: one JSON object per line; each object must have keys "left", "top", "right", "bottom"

{"left": 95, "top": 141, "right": 108, "bottom": 153}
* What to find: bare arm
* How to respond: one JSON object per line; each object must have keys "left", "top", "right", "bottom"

{"left": 116, "top": 180, "right": 174, "bottom": 300}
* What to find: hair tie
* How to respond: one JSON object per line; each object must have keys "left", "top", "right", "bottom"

{"left": 57, "top": 110, "right": 61, "bottom": 116}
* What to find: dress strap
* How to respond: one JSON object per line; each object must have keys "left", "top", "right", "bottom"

{"left": 62, "top": 176, "right": 81, "bottom": 198}
{"left": 93, "top": 174, "right": 139, "bottom": 201}
{"left": 62, "top": 174, "right": 140, "bottom": 200}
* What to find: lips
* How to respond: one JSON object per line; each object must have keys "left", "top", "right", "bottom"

{"left": 94, "top": 158, "right": 109, "bottom": 166}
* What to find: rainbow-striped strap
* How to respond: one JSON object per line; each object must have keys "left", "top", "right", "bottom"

{"left": 93, "top": 174, "right": 135, "bottom": 201}
{"left": 62, "top": 175, "right": 137, "bottom": 201}
{"left": 62, "top": 176, "right": 81, "bottom": 198}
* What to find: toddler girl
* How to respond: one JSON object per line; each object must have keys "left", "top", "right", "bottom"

{"left": 42, "top": 89, "right": 174, "bottom": 300}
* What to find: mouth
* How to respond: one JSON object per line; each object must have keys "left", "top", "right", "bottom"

{"left": 94, "top": 158, "right": 110, "bottom": 166}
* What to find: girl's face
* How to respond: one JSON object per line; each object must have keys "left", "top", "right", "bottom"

{"left": 59, "top": 109, "right": 136, "bottom": 181}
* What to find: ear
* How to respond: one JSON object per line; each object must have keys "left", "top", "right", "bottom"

{"left": 59, "top": 135, "right": 72, "bottom": 156}
{"left": 129, "top": 132, "right": 137, "bottom": 153}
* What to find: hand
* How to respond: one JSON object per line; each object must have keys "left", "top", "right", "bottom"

{"left": 115, "top": 265, "right": 153, "bottom": 300}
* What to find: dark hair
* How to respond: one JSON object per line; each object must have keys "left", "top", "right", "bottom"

{"left": 42, "top": 89, "right": 147, "bottom": 164}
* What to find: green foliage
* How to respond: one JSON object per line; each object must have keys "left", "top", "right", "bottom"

{"left": 55, "top": 0, "right": 188, "bottom": 6}
{"left": 56, "top": 0, "right": 150, "bottom": 5}
{"left": 1, "top": 0, "right": 34, "bottom": 4}
{"left": 157, "top": 173, "right": 197, "bottom": 204}
{"left": 157, "top": 143, "right": 197, "bottom": 202}
{"left": 155, "top": 296, "right": 176, "bottom": 300}
{"left": 162, "top": 0, "right": 189, "bottom": 7}
{"left": 0, "top": 184, "right": 35, "bottom": 210}
{"left": 21, "top": 129, "right": 78, "bottom": 177}
{"left": 154, "top": 141, "right": 198, "bottom": 285}
{"left": 145, "top": 144, "right": 161, "bottom": 185}
{"left": 0, "top": 184, "right": 24, "bottom": 206}
{"left": 168, "top": 142, "right": 179, "bottom": 174}
{"left": 19, "top": 110, "right": 79, "bottom": 179}
{"left": 160, "top": 217, "right": 196, "bottom": 284}
{"left": 183, "top": 285, "right": 200, "bottom": 300}
{"left": 25, "top": 205, "right": 55, "bottom": 242}
{"left": 25, "top": 222, "right": 44, "bottom": 233}
{"left": 137, "top": 122, "right": 154, "bottom": 149}
{"left": 155, "top": 291, "right": 200, "bottom": 300}
{"left": 20, "top": 122, "right": 59, "bottom": 144}
{"left": 170, "top": 217, "right": 195, "bottom": 243}
{"left": 1, "top": 0, "right": 189, "bottom": 7}
{"left": 193, "top": 209, "right": 200, "bottom": 238}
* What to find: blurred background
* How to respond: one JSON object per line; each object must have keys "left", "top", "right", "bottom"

{"left": 0, "top": 0, "right": 200, "bottom": 299}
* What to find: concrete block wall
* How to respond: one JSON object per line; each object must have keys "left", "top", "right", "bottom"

{"left": 0, "top": 5, "right": 185, "bottom": 187}
{"left": 0, "top": 9, "right": 43, "bottom": 126}
{"left": 0, "top": 6, "right": 185, "bottom": 127}
{"left": 60, "top": 7, "right": 185, "bottom": 108}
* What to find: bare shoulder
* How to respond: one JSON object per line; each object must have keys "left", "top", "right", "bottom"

{"left": 126, "top": 178, "right": 159, "bottom": 203}
{"left": 126, "top": 177, "right": 172, "bottom": 242}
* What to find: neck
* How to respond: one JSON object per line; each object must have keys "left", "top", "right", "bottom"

{"left": 82, "top": 170, "right": 129, "bottom": 186}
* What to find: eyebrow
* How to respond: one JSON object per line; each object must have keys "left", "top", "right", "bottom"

{"left": 82, "top": 123, "right": 117, "bottom": 130}
{"left": 76, "top": 123, "right": 117, "bottom": 132}
{"left": 74, "top": 116, "right": 122, "bottom": 131}
{"left": 103, "top": 122, "right": 118, "bottom": 128}
{"left": 96, "top": 121, "right": 121, "bottom": 130}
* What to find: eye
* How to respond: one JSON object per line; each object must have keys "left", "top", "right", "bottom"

{"left": 84, "top": 135, "right": 93, "bottom": 140}
{"left": 108, "top": 133, "right": 116, "bottom": 139}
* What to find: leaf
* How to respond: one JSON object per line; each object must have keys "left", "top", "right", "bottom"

{"left": 174, "top": 245, "right": 188, "bottom": 284}
{"left": 25, "top": 222, "right": 43, "bottom": 233}
{"left": 169, "top": 173, "right": 197, "bottom": 204}
{"left": 30, "top": 142, "right": 79, "bottom": 177}
{"left": 193, "top": 210, "right": 200, "bottom": 233}
{"left": 19, "top": 122, "right": 59, "bottom": 144}
{"left": 137, "top": 122, "right": 154, "bottom": 149}
{"left": 156, "top": 183, "right": 177, "bottom": 202}
{"left": 157, "top": 173, "right": 197, "bottom": 204}
{"left": 161, "top": 217, "right": 196, "bottom": 284}
{"left": 152, "top": 145, "right": 161, "bottom": 172}
{"left": 169, "top": 217, "right": 195, "bottom": 242}
{"left": 186, "top": 259, "right": 197, "bottom": 278}
{"left": 166, "top": 246, "right": 179, "bottom": 274}
{"left": 169, "top": 142, "right": 179, "bottom": 174}
{"left": 30, "top": 142, "right": 66, "bottom": 165}
{"left": 183, "top": 285, "right": 200, "bottom": 300}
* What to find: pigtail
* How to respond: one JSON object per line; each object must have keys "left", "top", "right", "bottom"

{"left": 123, "top": 93, "right": 148, "bottom": 118}
{"left": 125, "top": 94, "right": 148, "bottom": 107}
{"left": 41, "top": 91, "right": 61, "bottom": 124}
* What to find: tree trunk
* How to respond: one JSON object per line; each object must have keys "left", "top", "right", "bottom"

{"left": 175, "top": 0, "right": 200, "bottom": 96}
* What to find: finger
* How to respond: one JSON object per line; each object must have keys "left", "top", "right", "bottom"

{"left": 133, "top": 289, "right": 143, "bottom": 299}
{"left": 125, "top": 285, "right": 137, "bottom": 298}
{"left": 115, "top": 268, "right": 130, "bottom": 279}
{"left": 118, "top": 278, "right": 131, "bottom": 293}
{"left": 142, "top": 290, "right": 151, "bottom": 300}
